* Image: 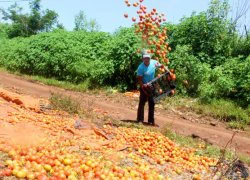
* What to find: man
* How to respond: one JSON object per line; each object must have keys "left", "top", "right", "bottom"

{"left": 136, "top": 53, "right": 163, "bottom": 125}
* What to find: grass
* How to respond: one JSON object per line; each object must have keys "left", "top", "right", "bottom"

{"left": 48, "top": 93, "right": 141, "bottom": 128}
{"left": 0, "top": 151, "right": 9, "bottom": 166}
{"left": 193, "top": 99, "right": 250, "bottom": 129}
{"left": 160, "top": 125, "right": 250, "bottom": 166}
{"left": 1, "top": 68, "right": 117, "bottom": 97}
{"left": 160, "top": 125, "right": 199, "bottom": 147}
{"left": 162, "top": 95, "right": 250, "bottom": 130}
{"left": 31, "top": 76, "right": 91, "bottom": 92}
{"left": 0, "top": 67, "right": 91, "bottom": 92}
{"left": 49, "top": 93, "right": 81, "bottom": 114}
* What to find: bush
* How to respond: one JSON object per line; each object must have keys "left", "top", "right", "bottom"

{"left": 195, "top": 99, "right": 250, "bottom": 128}
{"left": 0, "top": 25, "right": 249, "bottom": 106}
{"left": 168, "top": 45, "right": 249, "bottom": 106}
{"left": 169, "top": 45, "right": 211, "bottom": 96}
{"left": 221, "top": 56, "right": 250, "bottom": 106}
{"left": 0, "top": 30, "right": 114, "bottom": 87}
{"left": 108, "top": 27, "right": 142, "bottom": 91}
{"left": 0, "top": 28, "right": 145, "bottom": 90}
{"left": 232, "top": 37, "right": 250, "bottom": 58}
{"left": 0, "top": 23, "right": 9, "bottom": 40}
{"left": 68, "top": 59, "right": 114, "bottom": 86}
{"left": 198, "top": 65, "right": 234, "bottom": 103}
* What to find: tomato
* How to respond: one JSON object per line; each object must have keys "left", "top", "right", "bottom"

{"left": 37, "top": 174, "right": 48, "bottom": 180}
{"left": 27, "top": 172, "right": 36, "bottom": 179}
{"left": 48, "top": 177, "right": 57, "bottom": 180}
{"left": 16, "top": 170, "right": 27, "bottom": 178}
{"left": 58, "top": 172, "right": 66, "bottom": 179}
{"left": 0, "top": 170, "right": 4, "bottom": 177}
{"left": 44, "top": 164, "right": 52, "bottom": 172}
{"left": 63, "top": 158, "right": 72, "bottom": 165}
{"left": 4, "top": 168, "right": 12, "bottom": 176}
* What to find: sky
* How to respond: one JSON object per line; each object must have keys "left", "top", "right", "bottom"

{"left": 0, "top": 0, "right": 249, "bottom": 33}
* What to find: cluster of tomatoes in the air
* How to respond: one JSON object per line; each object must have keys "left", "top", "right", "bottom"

{"left": 123, "top": 0, "right": 170, "bottom": 66}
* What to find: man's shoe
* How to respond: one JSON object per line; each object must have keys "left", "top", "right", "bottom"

{"left": 137, "top": 120, "right": 143, "bottom": 124}
{"left": 148, "top": 122, "right": 155, "bottom": 126}
{"left": 138, "top": 122, "right": 143, "bottom": 126}
{"left": 137, "top": 119, "right": 143, "bottom": 123}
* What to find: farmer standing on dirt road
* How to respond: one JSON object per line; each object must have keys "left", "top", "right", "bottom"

{"left": 136, "top": 52, "right": 163, "bottom": 126}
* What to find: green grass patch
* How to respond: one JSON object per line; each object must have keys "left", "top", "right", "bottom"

{"left": 31, "top": 75, "right": 91, "bottom": 92}
{"left": 0, "top": 67, "right": 91, "bottom": 92}
{"left": 0, "top": 151, "right": 10, "bottom": 165}
{"left": 193, "top": 99, "right": 250, "bottom": 129}
{"left": 160, "top": 125, "right": 199, "bottom": 148}
{"left": 238, "top": 154, "right": 250, "bottom": 166}
{"left": 49, "top": 93, "right": 81, "bottom": 114}
{"left": 160, "top": 125, "right": 250, "bottom": 165}
{"left": 162, "top": 95, "right": 250, "bottom": 130}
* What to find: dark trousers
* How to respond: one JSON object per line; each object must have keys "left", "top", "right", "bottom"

{"left": 137, "top": 88, "right": 155, "bottom": 124}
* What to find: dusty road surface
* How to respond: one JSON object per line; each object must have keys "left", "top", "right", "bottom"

{"left": 1, "top": 71, "right": 250, "bottom": 156}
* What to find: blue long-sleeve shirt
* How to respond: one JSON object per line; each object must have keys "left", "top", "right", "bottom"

{"left": 137, "top": 59, "right": 162, "bottom": 84}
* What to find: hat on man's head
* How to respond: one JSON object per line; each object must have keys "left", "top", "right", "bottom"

{"left": 142, "top": 54, "right": 151, "bottom": 59}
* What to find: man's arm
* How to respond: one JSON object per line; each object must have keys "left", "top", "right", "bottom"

{"left": 154, "top": 60, "right": 170, "bottom": 73}
{"left": 137, "top": 76, "right": 144, "bottom": 88}
{"left": 154, "top": 60, "right": 163, "bottom": 68}
{"left": 137, "top": 65, "right": 145, "bottom": 88}
{"left": 137, "top": 75, "right": 149, "bottom": 96}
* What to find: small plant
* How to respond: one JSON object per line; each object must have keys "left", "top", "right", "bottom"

{"left": 49, "top": 93, "right": 81, "bottom": 114}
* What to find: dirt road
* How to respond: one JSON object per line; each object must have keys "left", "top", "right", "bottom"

{"left": 0, "top": 71, "right": 250, "bottom": 156}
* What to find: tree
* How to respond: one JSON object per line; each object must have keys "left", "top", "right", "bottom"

{"left": 88, "top": 19, "right": 100, "bottom": 32}
{"left": 0, "top": 23, "right": 9, "bottom": 39}
{"left": 0, "top": 0, "right": 59, "bottom": 38}
{"left": 74, "top": 10, "right": 100, "bottom": 32}
{"left": 169, "top": 0, "right": 235, "bottom": 66}
{"left": 56, "top": 23, "right": 65, "bottom": 30}
{"left": 74, "top": 10, "right": 88, "bottom": 31}
{"left": 207, "top": 0, "right": 230, "bottom": 20}
{"left": 231, "top": 0, "right": 250, "bottom": 32}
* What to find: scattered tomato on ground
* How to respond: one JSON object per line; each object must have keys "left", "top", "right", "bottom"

{"left": 0, "top": 88, "right": 219, "bottom": 179}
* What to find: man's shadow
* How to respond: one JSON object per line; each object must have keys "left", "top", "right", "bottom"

{"left": 121, "top": 120, "right": 159, "bottom": 127}
{"left": 121, "top": 119, "right": 139, "bottom": 124}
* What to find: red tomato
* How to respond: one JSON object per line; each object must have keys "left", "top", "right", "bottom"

{"left": 4, "top": 169, "right": 12, "bottom": 176}
{"left": 37, "top": 174, "right": 48, "bottom": 180}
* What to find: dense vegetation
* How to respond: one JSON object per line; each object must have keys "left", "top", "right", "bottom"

{"left": 0, "top": 0, "right": 249, "bottom": 114}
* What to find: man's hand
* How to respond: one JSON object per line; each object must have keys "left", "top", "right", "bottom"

{"left": 142, "top": 83, "right": 149, "bottom": 89}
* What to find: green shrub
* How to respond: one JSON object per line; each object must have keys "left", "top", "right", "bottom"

{"left": 0, "top": 23, "right": 249, "bottom": 106}
{"left": 0, "top": 30, "right": 114, "bottom": 87}
{"left": 108, "top": 27, "right": 142, "bottom": 91}
{"left": 169, "top": 45, "right": 211, "bottom": 96}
